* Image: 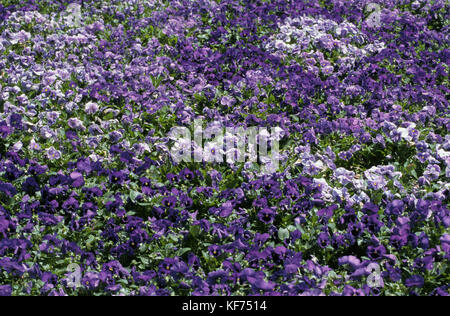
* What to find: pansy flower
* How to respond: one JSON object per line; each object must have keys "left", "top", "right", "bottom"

{"left": 159, "top": 258, "right": 177, "bottom": 275}
{"left": 208, "top": 245, "right": 222, "bottom": 257}
{"left": 109, "top": 170, "right": 127, "bottom": 185}
{"left": 9, "top": 114, "right": 22, "bottom": 130}
{"left": 161, "top": 196, "right": 177, "bottom": 209}
{"left": 0, "top": 181, "right": 17, "bottom": 198}
{"left": 435, "top": 234, "right": 450, "bottom": 256}
{"left": 386, "top": 200, "right": 405, "bottom": 216}
{"left": 258, "top": 208, "right": 276, "bottom": 224}
{"left": 0, "top": 285, "right": 12, "bottom": 296}
{"left": 317, "top": 232, "right": 330, "bottom": 248}
{"left": 263, "top": 179, "right": 278, "bottom": 192}
{"left": 218, "top": 201, "right": 233, "bottom": 217}
{"left": 245, "top": 180, "right": 262, "bottom": 191}
{"left": 62, "top": 197, "right": 79, "bottom": 211}
{"left": 29, "top": 138, "right": 41, "bottom": 151}
{"left": 405, "top": 275, "right": 425, "bottom": 288}
{"left": 68, "top": 118, "right": 85, "bottom": 131}
{"left": 82, "top": 272, "right": 100, "bottom": 290}
{"left": 70, "top": 172, "right": 84, "bottom": 188}
{"left": 367, "top": 245, "right": 386, "bottom": 260}
{"left": 22, "top": 177, "right": 39, "bottom": 195}
{"left": 179, "top": 168, "right": 194, "bottom": 181}
{"left": 207, "top": 270, "right": 229, "bottom": 285}
{"left": 338, "top": 151, "right": 352, "bottom": 161}
{"left": 286, "top": 185, "right": 300, "bottom": 201}
{"left": 414, "top": 256, "right": 434, "bottom": 271}
{"left": 46, "top": 147, "right": 61, "bottom": 160}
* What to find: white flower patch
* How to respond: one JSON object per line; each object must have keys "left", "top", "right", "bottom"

{"left": 396, "top": 122, "right": 419, "bottom": 142}
{"left": 265, "top": 15, "right": 385, "bottom": 69}
{"left": 436, "top": 147, "right": 450, "bottom": 161}
{"left": 351, "top": 191, "right": 370, "bottom": 205}
{"left": 333, "top": 167, "right": 355, "bottom": 186}
{"left": 303, "top": 159, "right": 325, "bottom": 176}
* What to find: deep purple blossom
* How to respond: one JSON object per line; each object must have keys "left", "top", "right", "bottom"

{"left": 258, "top": 208, "right": 276, "bottom": 224}
{"left": 405, "top": 275, "right": 425, "bottom": 288}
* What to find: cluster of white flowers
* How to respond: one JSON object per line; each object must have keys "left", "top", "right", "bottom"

{"left": 168, "top": 120, "right": 286, "bottom": 175}
{"left": 265, "top": 15, "right": 385, "bottom": 72}
{"left": 2, "top": 10, "right": 46, "bottom": 30}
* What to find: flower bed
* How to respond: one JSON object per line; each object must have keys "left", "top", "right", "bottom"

{"left": 0, "top": 0, "right": 448, "bottom": 296}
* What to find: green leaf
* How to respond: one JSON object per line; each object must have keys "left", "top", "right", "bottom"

{"left": 278, "top": 228, "right": 289, "bottom": 241}
{"left": 129, "top": 190, "right": 141, "bottom": 202}
{"left": 189, "top": 225, "right": 201, "bottom": 238}
{"left": 177, "top": 248, "right": 191, "bottom": 256}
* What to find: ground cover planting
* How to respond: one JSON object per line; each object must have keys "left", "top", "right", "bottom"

{"left": 0, "top": 0, "right": 448, "bottom": 296}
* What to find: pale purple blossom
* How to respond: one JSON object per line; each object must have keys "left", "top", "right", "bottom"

{"left": 9, "top": 30, "right": 31, "bottom": 44}
{"left": 220, "top": 96, "right": 236, "bottom": 107}
{"left": 423, "top": 164, "right": 441, "bottom": 181}
{"left": 85, "top": 102, "right": 99, "bottom": 114}
{"left": 29, "top": 138, "right": 41, "bottom": 151}
{"left": 334, "top": 168, "right": 355, "bottom": 186}
{"left": 68, "top": 118, "right": 85, "bottom": 130}
{"left": 47, "top": 147, "right": 61, "bottom": 160}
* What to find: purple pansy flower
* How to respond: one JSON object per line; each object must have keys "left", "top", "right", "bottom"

{"left": 405, "top": 275, "right": 425, "bottom": 288}
{"left": 258, "top": 208, "right": 276, "bottom": 224}
{"left": 0, "top": 285, "right": 12, "bottom": 296}
{"left": 47, "top": 147, "right": 61, "bottom": 160}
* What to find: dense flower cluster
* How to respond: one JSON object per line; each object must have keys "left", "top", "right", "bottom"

{"left": 0, "top": 0, "right": 448, "bottom": 296}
